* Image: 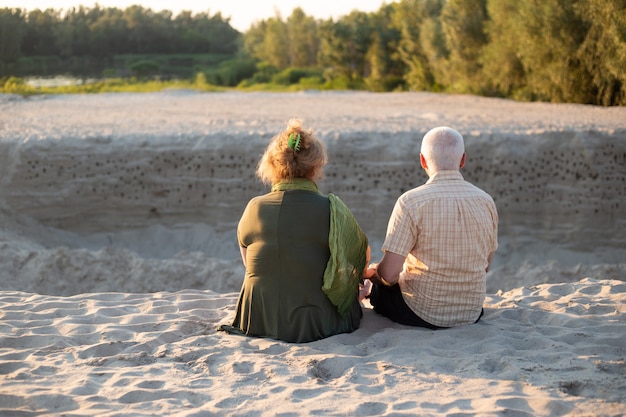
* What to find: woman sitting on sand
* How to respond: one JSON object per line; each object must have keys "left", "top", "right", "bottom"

{"left": 220, "top": 119, "right": 369, "bottom": 343}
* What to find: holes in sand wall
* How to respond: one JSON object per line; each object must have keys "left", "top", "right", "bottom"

{"left": 5, "top": 131, "right": 625, "bottom": 237}
{"left": 329, "top": 131, "right": 625, "bottom": 243}
{"left": 9, "top": 145, "right": 264, "bottom": 229}
{"left": 324, "top": 150, "right": 425, "bottom": 199}
{"left": 463, "top": 134, "right": 625, "bottom": 223}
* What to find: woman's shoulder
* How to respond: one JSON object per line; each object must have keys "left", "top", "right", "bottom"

{"left": 248, "top": 191, "right": 282, "bottom": 204}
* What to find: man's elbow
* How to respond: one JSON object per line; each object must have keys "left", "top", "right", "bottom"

{"left": 486, "top": 252, "right": 495, "bottom": 273}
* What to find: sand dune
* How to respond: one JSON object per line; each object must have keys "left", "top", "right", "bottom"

{"left": 0, "top": 92, "right": 625, "bottom": 415}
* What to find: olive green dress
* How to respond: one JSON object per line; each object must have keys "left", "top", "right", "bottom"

{"left": 221, "top": 186, "right": 363, "bottom": 343}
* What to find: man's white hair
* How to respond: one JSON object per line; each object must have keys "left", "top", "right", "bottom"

{"left": 420, "top": 126, "right": 465, "bottom": 171}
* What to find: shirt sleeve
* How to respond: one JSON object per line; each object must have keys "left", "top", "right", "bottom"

{"left": 490, "top": 200, "right": 499, "bottom": 252}
{"left": 381, "top": 196, "right": 418, "bottom": 256}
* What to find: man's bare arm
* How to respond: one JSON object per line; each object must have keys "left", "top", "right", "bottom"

{"left": 364, "top": 251, "right": 405, "bottom": 286}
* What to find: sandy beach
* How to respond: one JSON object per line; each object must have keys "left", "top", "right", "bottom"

{"left": 0, "top": 91, "right": 625, "bottom": 415}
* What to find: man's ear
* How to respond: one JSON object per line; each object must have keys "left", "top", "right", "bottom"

{"left": 459, "top": 153, "right": 466, "bottom": 169}
{"left": 420, "top": 153, "right": 428, "bottom": 170}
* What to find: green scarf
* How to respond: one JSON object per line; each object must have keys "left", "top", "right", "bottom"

{"left": 272, "top": 179, "right": 368, "bottom": 316}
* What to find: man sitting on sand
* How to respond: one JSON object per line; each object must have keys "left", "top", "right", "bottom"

{"left": 363, "top": 126, "right": 498, "bottom": 329}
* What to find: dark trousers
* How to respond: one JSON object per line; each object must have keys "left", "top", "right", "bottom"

{"left": 369, "top": 284, "right": 484, "bottom": 330}
{"left": 369, "top": 283, "right": 444, "bottom": 329}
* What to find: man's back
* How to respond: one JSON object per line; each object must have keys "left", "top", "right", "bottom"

{"left": 383, "top": 170, "right": 499, "bottom": 327}
{"left": 366, "top": 126, "right": 499, "bottom": 329}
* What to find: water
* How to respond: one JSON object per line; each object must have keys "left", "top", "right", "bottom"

{"left": 25, "top": 76, "right": 97, "bottom": 88}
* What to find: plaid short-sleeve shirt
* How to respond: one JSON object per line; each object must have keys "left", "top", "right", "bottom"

{"left": 382, "top": 170, "right": 499, "bottom": 327}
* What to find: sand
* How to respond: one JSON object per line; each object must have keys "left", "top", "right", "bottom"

{"left": 0, "top": 91, "right": 625, "bottom": 416}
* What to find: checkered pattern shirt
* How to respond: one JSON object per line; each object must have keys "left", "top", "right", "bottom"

{"left": 382, "top": 170, "right": 499, "bottom": 327}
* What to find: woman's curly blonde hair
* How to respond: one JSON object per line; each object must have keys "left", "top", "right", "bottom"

{"left": 257, "top": 118, "right": 327, "bottom": 185}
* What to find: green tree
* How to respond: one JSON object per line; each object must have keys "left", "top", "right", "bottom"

{"left": 203, "top": 12, "right": 241, "bottom": 54}
{"left": 0, "top": 8, "right": 25, "bottom": 62}
{"left": 481, "top": 0, "right": 527, "bottom": 98}
{"left": 89, "top": 7, "right": 128, "bottom": 57}
{"left": 390, "top": 0, "right": 443, "bottom": 91}
{"left": 440, "top": 0, "right": 488, "bottom": 93}
{"left": 318, "top": 11, "right": 373, "bottom": 82}
{"left": 68, "top": 6, "right": 92, "bottom": 56}
{"left": 175, "top": 11, "right": 204, "bottom": 52}
{"left": 174, "top": 11, "right": 240, "bottom": 54}
{"left": 575, "top": 0, "right": 626, "bottom": 105}
{"left": 242, "top": 20, "right": 267, "bottom": 61}
{"left": 243, "top": 12, "right": 290, "bottom": 69}
{"left": 286, "top": 8, "right": 318, "bottom": 67}
{"left": 514, "top": 0, "right": 593, "bottom": 103}
{"left": 364, "top": 4, "right": 404, "bottom": 91}
{"left": 52, "top": 6, "right": 99, "bottom": 57}
{"left": 263, "top": 14, "right": 289, "bottom": 68}
{"left": 22, "top": 8, "right": 59, "bottom": 56}
{"left": 53, "top": 14, "right": 73, "bottom": 58}
{"left": 123, "top": 6, "right": 170, "bottom": 53}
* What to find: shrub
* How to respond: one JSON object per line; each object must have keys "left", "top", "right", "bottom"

{"left": 129, "top": 60, "right": 160, "bottom": 79}
{"left": 297, "top": 76, "right": 324, "bottom": 89}
{"left": 271, "top": 67, "right": 323, "bottom": 85}
{"left": 204, "top": 58, "right": 256, "bottom": 86}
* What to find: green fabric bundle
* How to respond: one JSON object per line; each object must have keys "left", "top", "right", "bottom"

{"left": 272, "top": 179, "right": 368, "bottom": 316}
{"left": 324, "top": 194, "right": 368, "bottom": 316}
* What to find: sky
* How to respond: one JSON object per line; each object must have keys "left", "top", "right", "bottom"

{"left": 4, "top": 0, "right": 392, "bottom": 32}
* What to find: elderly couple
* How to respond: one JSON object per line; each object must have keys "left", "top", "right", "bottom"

{"left": 220, "top": 120, "right": 499, "bottom": 343}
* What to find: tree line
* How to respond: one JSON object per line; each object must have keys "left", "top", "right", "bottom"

{"left": 1, "top": 0, "right": 625, "bottom": 105}
{"left": 0, "top": 5, "right": 239, "bottom": 57}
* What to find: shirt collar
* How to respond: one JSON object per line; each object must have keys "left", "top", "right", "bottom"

{"left": 426, "top": 170, "right": 464, "bottom": 184}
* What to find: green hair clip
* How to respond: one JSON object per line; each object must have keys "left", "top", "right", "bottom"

{"left": 288, "top": 133, "right": 302, "bottom": 152}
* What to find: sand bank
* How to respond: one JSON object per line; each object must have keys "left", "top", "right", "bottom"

{"left": 0, "top": 91, "right": 625, "bottom": 415}
{"left": 1, "top": 91, "right": 624, "bottom": 294}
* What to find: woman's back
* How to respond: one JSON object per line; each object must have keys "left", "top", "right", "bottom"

{"left": 229, "top": 188, "right": 361, "bottom": 342}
